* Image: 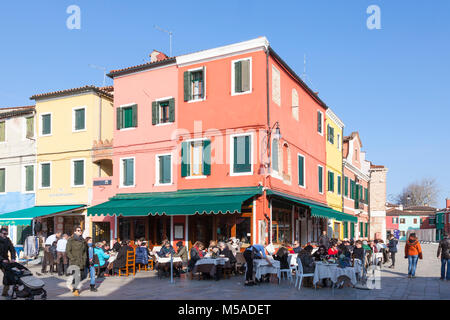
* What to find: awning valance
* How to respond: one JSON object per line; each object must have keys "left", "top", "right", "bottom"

{"left": 0, "top": 205, "right": 86, "bottom": 226}
{"left": 87, "top": 187, "right": 262, "bottom": 217}
{"left": 267, "top": 190, "right": 358, "bottom": 223}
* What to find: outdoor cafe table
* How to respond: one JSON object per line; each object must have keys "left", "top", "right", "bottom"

{"left": 193, "top": 257, "right": 231, "bottom": 277}
{"left": 107, "top": 252, "right": 117, "bottom": 263}
{"left": 253, "top": 258, "right": 280, "bottom": 281}
{"left": 312, "top": 262, "right": 357, "bottom": 287}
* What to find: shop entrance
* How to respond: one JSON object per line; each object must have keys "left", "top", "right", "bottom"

{"left": 92, "top": 222, "right": 111, "bottom": 243}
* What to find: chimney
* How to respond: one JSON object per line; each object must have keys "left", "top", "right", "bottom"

{"left": 446, "top": 198, "right": 450, "bottom": 209}
{"left": 150, "top": 50, "right": 168, "bottom": 63}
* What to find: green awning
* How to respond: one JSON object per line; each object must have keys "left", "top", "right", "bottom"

{"left": 0, "top": 205, "right": 86, "bottom": 226}
{"left": 267, "top": 190, "right": 357, "bottom": 223}
{"left": 88, "top": 187, "right": 262, "bottom": 217}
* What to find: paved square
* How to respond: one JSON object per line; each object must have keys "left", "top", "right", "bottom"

{"left": 2, "top": 243, "right": 449, "bottom": 300}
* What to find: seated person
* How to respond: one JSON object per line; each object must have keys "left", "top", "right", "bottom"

{"left": 158, "top": 240, "right": 176, "bottom": 258}
{"left": 273, "top": 244, "right": 290, "bottom": 270}
{"left": 93, "top": 242, "right": 110, "bottom": 277}
{"left": 111, "top": 240, "right": 134, "bottom": 275}
{"left": 188, "top": 241, "right": 205, "bottom": 273}
{"left": 352, "top": 240, "right": 365, "bottom": 263}
{"left": 112, "top": 238, "right": 121, "bottom": 252}
{"left": 328, "top": 243, "right": 339, "bottom": 257}
{"left": 292, "top": 240, "right": 302, "bottom": 254}
{"left": 135, "top": 239, "right": 149, "bottom": 267}
{"left": 174, "top": 241, "right": 189, "bottom": 268}
{"left": 298, "top": 245, "right": 315, "bottom": 273}
{"left": 312, "top": 245, "right": 328, "bottom": 261}
{"left": 208, "top": 240, "right": 218, "bottom": 253}
{"left": 218, "top": 241, "right": 236, "bottom": 264}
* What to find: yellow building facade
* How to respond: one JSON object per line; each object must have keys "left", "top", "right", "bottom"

{"left": 325, "top": 108, "right": 345, "bottom": 239}
{"left": 32, "top": 86, "right": 113, "bottom": 236}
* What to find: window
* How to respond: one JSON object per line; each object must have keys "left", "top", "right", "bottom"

{"left": 0, "top": 121, "right": 5, "bottom": 142}
{"left": 272, "top": 65, "right": 281, "bottom": 106}
{"left": 350, "top": 222, "right": 355, "bottom": 238}
{"left": 328, "top": 171, "right": 334, "bottom": 192}
{"left": 152, "top": 98, "right": 175, "bottom": 125}
{"left": 0, "top": 168, "right": 5, "bottom": 193}
{"left": 318, "top": 166, "right": 323, "bottom": 194}
{"left": 337, "top": 133, "right": 341, "bottom": 150}
{"left": 117, "top": 104, "right": 137, "bottom": 129}
{"left": 344, "top": 176, "right": 349, "bottom": 197}
{"left": 181, "top": 140, "right": 211, "bottom": 177}
{"left": 350, "top": 179, "right": 355, "bottom": 200}
{"left": 272, "top": 139, "right": 279, "bottom": 174}
{"left": 231, "top": 134, "right": 252, "bottom": 175}
{"left": 40, "top": 163, "right": 51, "bottom": 188}
{"left": 298, "top": 154, "right": 305, "bottom": 187}
{"left": 343, "top": 222, "right": 348, "bottom": 239}
{"left": 327, "top": 125, "right": 334, "bottom": 144}
{"left": 365, "top": 223, "right": 368, "bottom": 237}
{"left": 156, "top": 154, "right": 172, "bottom": 185}
{"left": 364, "top": 188, "right": 368, "bottom": 204}
{"left": 24, "top": 165, "right": 34, "bottom": 192}
{"left": 73, "top": 107, "right": 86, "bottom": 131}
{"left": 359, "top": 222, "right": 363, "bottom": 237}
{"left": 317, "top": 111, "right": 323, "bottom": 134}
{"left": 25, "top": 117, "right": 34, "bottom": 139}
{"left": 400, "top": 218, "right": 405, "bottom": 224}
{"left": 184, "top": 68, "right": 205, "bottom": 101}
{"left": 72, "top": 159, "right": 85, "bottom": 187}
{"left": 292, "top": 89, "right": 299, "bottom": 120}
{"left": 41, "top": 113, "right": 51, "bottom": 135}
{"left": 121, "top": 158, "right": 135, "bottom": 187}
{"left": 337, "top": 175, "right": 341, "bottom": 195}
{"left": 232, "top": 58, "right": 251, "bottom": 94}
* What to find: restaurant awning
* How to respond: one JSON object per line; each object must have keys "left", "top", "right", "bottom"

{"left": 266, "top": 190, "right": 358, "bottom": 223}
{"left": 87, "top": 186, "right": 263, "bottom": 217}
{"left": 0, "top": 205, "right": 86, "bottom": 226}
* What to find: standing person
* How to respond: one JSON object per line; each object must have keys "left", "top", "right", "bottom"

{"left": 56, "top": 234, "right": 69, "bottom": 276}
{"left": 405, "top": 233, "right": 422, "bottom": 279}
{"left": 243, "top": 242, "right": 272, "bottom": 287}
{"left": 85, "top": 237, "right": 97, "bottom": 292}
{"left": 65, "top": 227, "right": 87, "bottom": 296}
{"left": 0, "top": 228, "right": 16, "bottom": 297}
{"left": 41, "top": 232, "right": 61, "bottom": 273}
{"left": 318, "top": 231, "right": 330, "bottom": 249}
{"left": 437, "top": 233, "right": 450, "bottom": 281}
{"left": 387, "top": 234, "right": 398, "bottom": 269}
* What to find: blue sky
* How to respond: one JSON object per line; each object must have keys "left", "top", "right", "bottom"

{"left": 0, "top": 0, "right": 449, "bottom": 206}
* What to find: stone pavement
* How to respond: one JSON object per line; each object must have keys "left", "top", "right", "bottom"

{"left": 1, "top": 243, "right": 449, "bottom": 300}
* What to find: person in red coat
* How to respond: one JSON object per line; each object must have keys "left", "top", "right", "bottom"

{"left": 405, "top": 233, "right": 422, "bottom": 279}
{"left": 328, "top": 243, "right": 339, "bottom": 257}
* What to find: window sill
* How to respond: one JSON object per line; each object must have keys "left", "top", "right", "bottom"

{"left": 187, "top": 98, "right": 206, "bottom": 104}
{"left": 71, "top": 185, "right": 86, "bottom": 188}
{"left": 39, "top": 187, "right": 51, "bottom": 190}
{"left": 40, "top": 134, "right": 52, "bottom": 137}
{"left": 230, "top": 171, "right": 253, "bottom": 177}
{"left": 119, "top": 185, "right": 135, "bottom": 188}
{"left": 72, "top": 129, "right": 87, "bottom": 133}
{"left": 185, "top": 175, "right": 207, "bottom": 180}
{"left": 118, "top": 127, "right": 137, "bottom": 131}
{"left": 231, "top": 90, "right": 252, "bottom": 96}
{"left": 154, "top": 183, "right": 173, "bottom": 187}
{"left": 22, "top": 190, "right": 35, "bottom": 194}
{"left": 155, "top": 122, "right": 174, "bottom": 127}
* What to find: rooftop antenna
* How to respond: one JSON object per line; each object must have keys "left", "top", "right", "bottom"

{"left": 154, "top": 25, "right": 173, "bottom": 57}
{"left": 89, "top": 64, "right": 107, "bottom": 87}
{"left": 300, "top": 54, "right": 317, "bottom": 91}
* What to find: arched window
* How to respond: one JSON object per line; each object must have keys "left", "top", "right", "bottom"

{"left": 292, "top": 89, "right": 299, "bottom": 121}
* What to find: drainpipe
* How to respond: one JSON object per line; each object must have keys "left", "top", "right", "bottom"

{"left": 98, "top": 94, "right": 102, "bottom": 177}
{"left": 265, "top": 46, "right": 271, "bottom": 244}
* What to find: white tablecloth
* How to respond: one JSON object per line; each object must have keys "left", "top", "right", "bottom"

{"left": 254, "top": 259, "right": 280, "bottom": 280}
{"left": 195, "top": 257, "right": 229, "bottom": 266}
{"left": 313, "top": 262, "right": 357, "bottom": 285}
{"left": 288, "top": 254, "right": 298, "bottom": 267}
{"left": 108, "top": 253, "right": 117, "bottom": 263}
{"left": 157, "top": 257, "right": 183, "bottom": 264}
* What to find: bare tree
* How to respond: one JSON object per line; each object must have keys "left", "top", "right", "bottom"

{"left": 395, "top": 178, "right": 440, "bottom": 207}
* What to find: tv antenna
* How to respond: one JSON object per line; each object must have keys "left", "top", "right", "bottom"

{"left": 89, "top": 64, "right": 107, "bottom": 87}
{"left": 154, "top": 25, "right": 173, "bottom": 57}
{"left": 300, "top": 54, "right": 317, "bottom": 91}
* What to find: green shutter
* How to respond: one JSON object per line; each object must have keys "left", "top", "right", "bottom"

{"left": 365, "top": 188, "right": 368, "bottom": 204}
{"left": 181, "top": 142, "right": 190, "bottom": 177}
{"left": 234, "top": 136, "right": 251, "bottom": 173}
{"left": 42, "top": 114, "right": 51, "bottom": 135}
{"left": 0, "top": 168, "right": 5, "bottom": 192}
{"left": 344, "top": 176, "right": 348, "bottom": 197}
{"left": 163, "top": 156, "right": 171, "bottom": 183}
{"left": 75, "top": 109, "right": 85, "bottom": 130}
{"left": 132, "top": 105, "right": 137, "bottom": 127}
{"left": 241, "top": 59, "right": 250, "bottom": 92}
{"left": 318, "top": 167, "right": 323, "bottom": 193}
{"left": 74, "top": 160, "right": 84, "bottom": 186}
{"left": 203, "top": 140, "right": 211, "bottom": 176}
{"left": 41, "top": 163, "right": 50, "bottom": 188}
{"left": 183, "top": 71, "right": 191, "bottom": 101}
{"left": 350, "top": 223, "right": 355, "bottom": 238}
{"left": 25, "top": 165, "right": 34, "bottom": 192}
{"left": 116, "top": 108, "right": 122, "bottom": 130}
{"left": 124, "top": 159, "right": 134, "bottom": 186}
{"left": 317, "top": 111, "right": 322, "bottom": 133}
{"left": 0, "top": 122, "right": 4, "bottom": 142}
{"left": 272, "top": 139, "right": 279, "bottom": 172}
{"left": 152, "top": 101, "right": 159, "bottom": 125}
{"left": 337, "top": 176, "right": 341, "bottom": 195}
{"left": 355, "top": 184, "right": 360, "bottom": 209}
{"left": 365, "top": 223, "right": 368, "bottom": 237}
{"left": 298, "top": 155, "right": 304, "bottom": 186}
{"left": 235, "top": 61, "right": 242, "bottom": 93}
{"left": 343, "top": 222, "right": 348, "bottom": 239}
{"left": 360, "top": 222, "right": 363, "bottom": 237}
{"left": 169, "top": 98, "right": 175, "bottom": 123}
{"left": 201, "top": 67, "right": 206, "bottom": 98}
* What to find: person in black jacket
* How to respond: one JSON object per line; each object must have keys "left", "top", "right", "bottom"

{"left": 387, "top": 234, "right": 398, "bottom": 268}
{"left": 112, "top": 240, "right": 134, "bottom": 275}
{"left": 188, "top": 241, "right": 204, "bottom": 272}
{"left": 437, "top": 233, "right": 450, "bottom": 281}
{"left": 0, "top": 228, "right": 16, "bottom": 297}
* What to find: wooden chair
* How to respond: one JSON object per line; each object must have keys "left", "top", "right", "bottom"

{"left": 119, "top": 250, "right": 136, "bottom": 277}
{"left": 235, "top": 252, "right": 246, "bottom": 274}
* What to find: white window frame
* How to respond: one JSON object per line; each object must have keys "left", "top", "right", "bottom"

{"left": 39, "top": 112, "right": 52, "bottom": 137}
{"left": 22, "top": 164, "right": 35, "bottom": 193}
{"left": 22, "top": 116, "right": 35, "bottom": 141}
{"left": 0, "top": 167, "right": 6, "bottom": 194}
{"left": 230, "top": 132, "right": 254, "bottom": 177}
{"left": 71, "top": 158, "right": 86, "bottom": 188}
{"left": 318, "top": 165, "right": 324, "bottom": 194}
{"left": 187, "top": 67, "right": 206, "bottom": 103}
{"left": 72, "top": 106, "right": 87, "bottom": 133}
{"left": 297, "top": 153, "right": 306, "bottom": 188}
{"left": 184, "top": 138, "right": 208, "bottom": 179}
{"left": 117, "top": 103, "right": 137, "bottom": 131}
{"left": 231, "top": 57, "right": 252, "bottom": 96}
{"left": 39, "top": 161, "right": 52, "bottom": 189}
{"left": 317, "top": 110, "right": 324, "bottom": 136}
{"left": 155, "top": 96, "right": 175, "bottom": 126}
{"left": 119, "top": 157, "right": 136, "bottom": 188}
{"left": 155, "top": 153, "right": 173, "bottom": 186}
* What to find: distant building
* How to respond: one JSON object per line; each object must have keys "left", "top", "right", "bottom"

{"left": 436, "top": 199, "right": 450, "bottom": 241}
{"left": 386, "top": 205, "right": 437, "bottom": 241}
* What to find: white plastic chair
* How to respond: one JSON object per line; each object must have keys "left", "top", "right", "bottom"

{"left": 294, "top": 257, "right": 315, "bottom": 290}
{"left": 279, "top": 255, "right": 294, "bottom": 283}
